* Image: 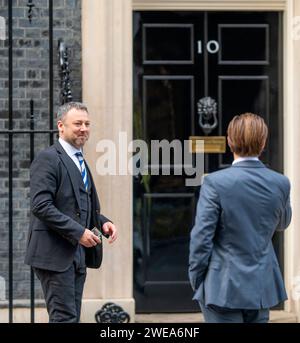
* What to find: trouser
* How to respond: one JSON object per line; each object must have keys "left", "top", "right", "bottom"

{"left": 34, "top": 262, "right": 86, "bottom": 323}
{"left": 199, "top": 300, "right": 269, "bottom": 323}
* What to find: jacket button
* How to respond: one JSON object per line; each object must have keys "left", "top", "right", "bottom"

{"left": 76, "top": 212, "right": 80, "bottom": 217}
{"left": 96, "top": 210, "right": 100, "bottom": 214}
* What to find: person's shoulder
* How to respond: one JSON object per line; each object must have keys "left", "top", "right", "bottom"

{"left": 32, "top": 144, "right": 59, "bottom": 164}
{"left": 205, "top": 166, "right": 232, "bottom": 181}
{"left": 202, "top": 166, "right": 233, "bottom": 187}
{"left": 264, "top": 166, "right": 290, "bottom": 188}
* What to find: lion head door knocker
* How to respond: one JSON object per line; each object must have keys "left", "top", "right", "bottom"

{"left": 197, "top": 97, "right": 218, "bottom": 135}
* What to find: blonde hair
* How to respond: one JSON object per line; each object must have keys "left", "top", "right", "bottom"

{"left": 227, "top": 113, "right": 268, "bottom": 157}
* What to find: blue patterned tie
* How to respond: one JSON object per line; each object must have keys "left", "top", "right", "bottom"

{"left": 75, "top": 152, "right": 88, "bottom": 191}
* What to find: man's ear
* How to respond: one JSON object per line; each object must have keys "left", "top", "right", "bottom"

{"left": 259, "top": 140, "right": 267, "bottom": 156}
{"left": 227, "top": 136, "right": 234, "bottom": 153}
{"left": 57, "top": 120, "right": 63, "bottom": 133}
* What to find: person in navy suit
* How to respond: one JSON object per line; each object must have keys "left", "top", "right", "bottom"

{"left": 189, "top": 113, "right": 291, "bottom": 323}
{"left": 25, "top": 102, "right": 117, "bottom": 322}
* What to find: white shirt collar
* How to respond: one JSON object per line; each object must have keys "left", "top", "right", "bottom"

{"left": 232, "top": 156, "right": 259, "bottom": 165}
{"left": 58, "top": 137, "right": 82, "bottom": 157}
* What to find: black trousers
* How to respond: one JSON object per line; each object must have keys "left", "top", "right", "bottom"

{"left": 34, "top": 262, "right": 86, "bottom": 323}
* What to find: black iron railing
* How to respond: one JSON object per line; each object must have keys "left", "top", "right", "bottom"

{"left": 0, "top": 0, "right": 58, "bottom": 323}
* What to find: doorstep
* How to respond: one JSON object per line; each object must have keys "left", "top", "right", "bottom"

{"left": 135, "top": 310, "right": 297, "bottom": 323}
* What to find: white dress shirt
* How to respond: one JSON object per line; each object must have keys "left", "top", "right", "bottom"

{"left": 58, "top": 137, "right": 83, "bottom": 172}
{"left": 232, "top": 156, "right": 259, "bottom": 165}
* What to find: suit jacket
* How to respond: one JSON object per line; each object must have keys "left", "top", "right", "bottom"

{"left": 189, "top": 160, "right": 292, "bottom": 309}
{"left": 24, "top": 141, "right": 110, "bottom": 272}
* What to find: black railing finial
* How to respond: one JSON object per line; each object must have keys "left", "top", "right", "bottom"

{"left": 58, "top": 39, "right": 73, "bottom": 105}
{"left": 27, "top": 1, "right": 35, "bottom": 23}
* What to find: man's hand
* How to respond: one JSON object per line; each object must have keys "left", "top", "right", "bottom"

{"left": 79, "top": 228, "right": 101, "bottom": 247}
{"left": 102, "top": 222, "right": 117, "bottom": 244}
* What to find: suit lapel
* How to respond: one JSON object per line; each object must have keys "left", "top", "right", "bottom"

{"left": 85, "top": 160, "right": 99, "bottom": 207}
{"left": 85, "top": 161, "right": 94, "bottom": 191}
{"left": 84, "top": 160, "right": 101, "bottom": 227}
{"left": 54, "top": 141, "right": 82, "bottom": 208}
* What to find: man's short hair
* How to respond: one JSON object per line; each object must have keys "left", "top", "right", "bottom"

{"left": 57, "top": 102, "right": 88, "bottom": 122}
{"left": 227, "top": 113, "right": 268, "bottom": 157}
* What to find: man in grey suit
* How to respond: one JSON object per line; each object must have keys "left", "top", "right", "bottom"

{"left": 25, "top": 102, "right": 117, "bottom": 322}
{"left": 189, "top": 113, "right": 291, "bottom": 323}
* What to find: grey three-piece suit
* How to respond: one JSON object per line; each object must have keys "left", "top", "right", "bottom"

{"left": 25, "top": 141, "right": 110, "bottom": 322}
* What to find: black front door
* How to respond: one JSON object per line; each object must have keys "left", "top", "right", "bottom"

{"left": 133, "top": 11, "right": 283, "bottom": 312}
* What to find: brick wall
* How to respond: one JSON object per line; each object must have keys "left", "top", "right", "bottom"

{"left": 0, "top": 0, "right": 82, "bottom": 301}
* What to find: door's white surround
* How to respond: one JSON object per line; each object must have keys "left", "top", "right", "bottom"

{"left": 82, "top": 0, "right": 134, "bottom": 322}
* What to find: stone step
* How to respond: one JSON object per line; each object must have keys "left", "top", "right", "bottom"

{"left": 135, "top": 310, "right": 298, "bottom": 323}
